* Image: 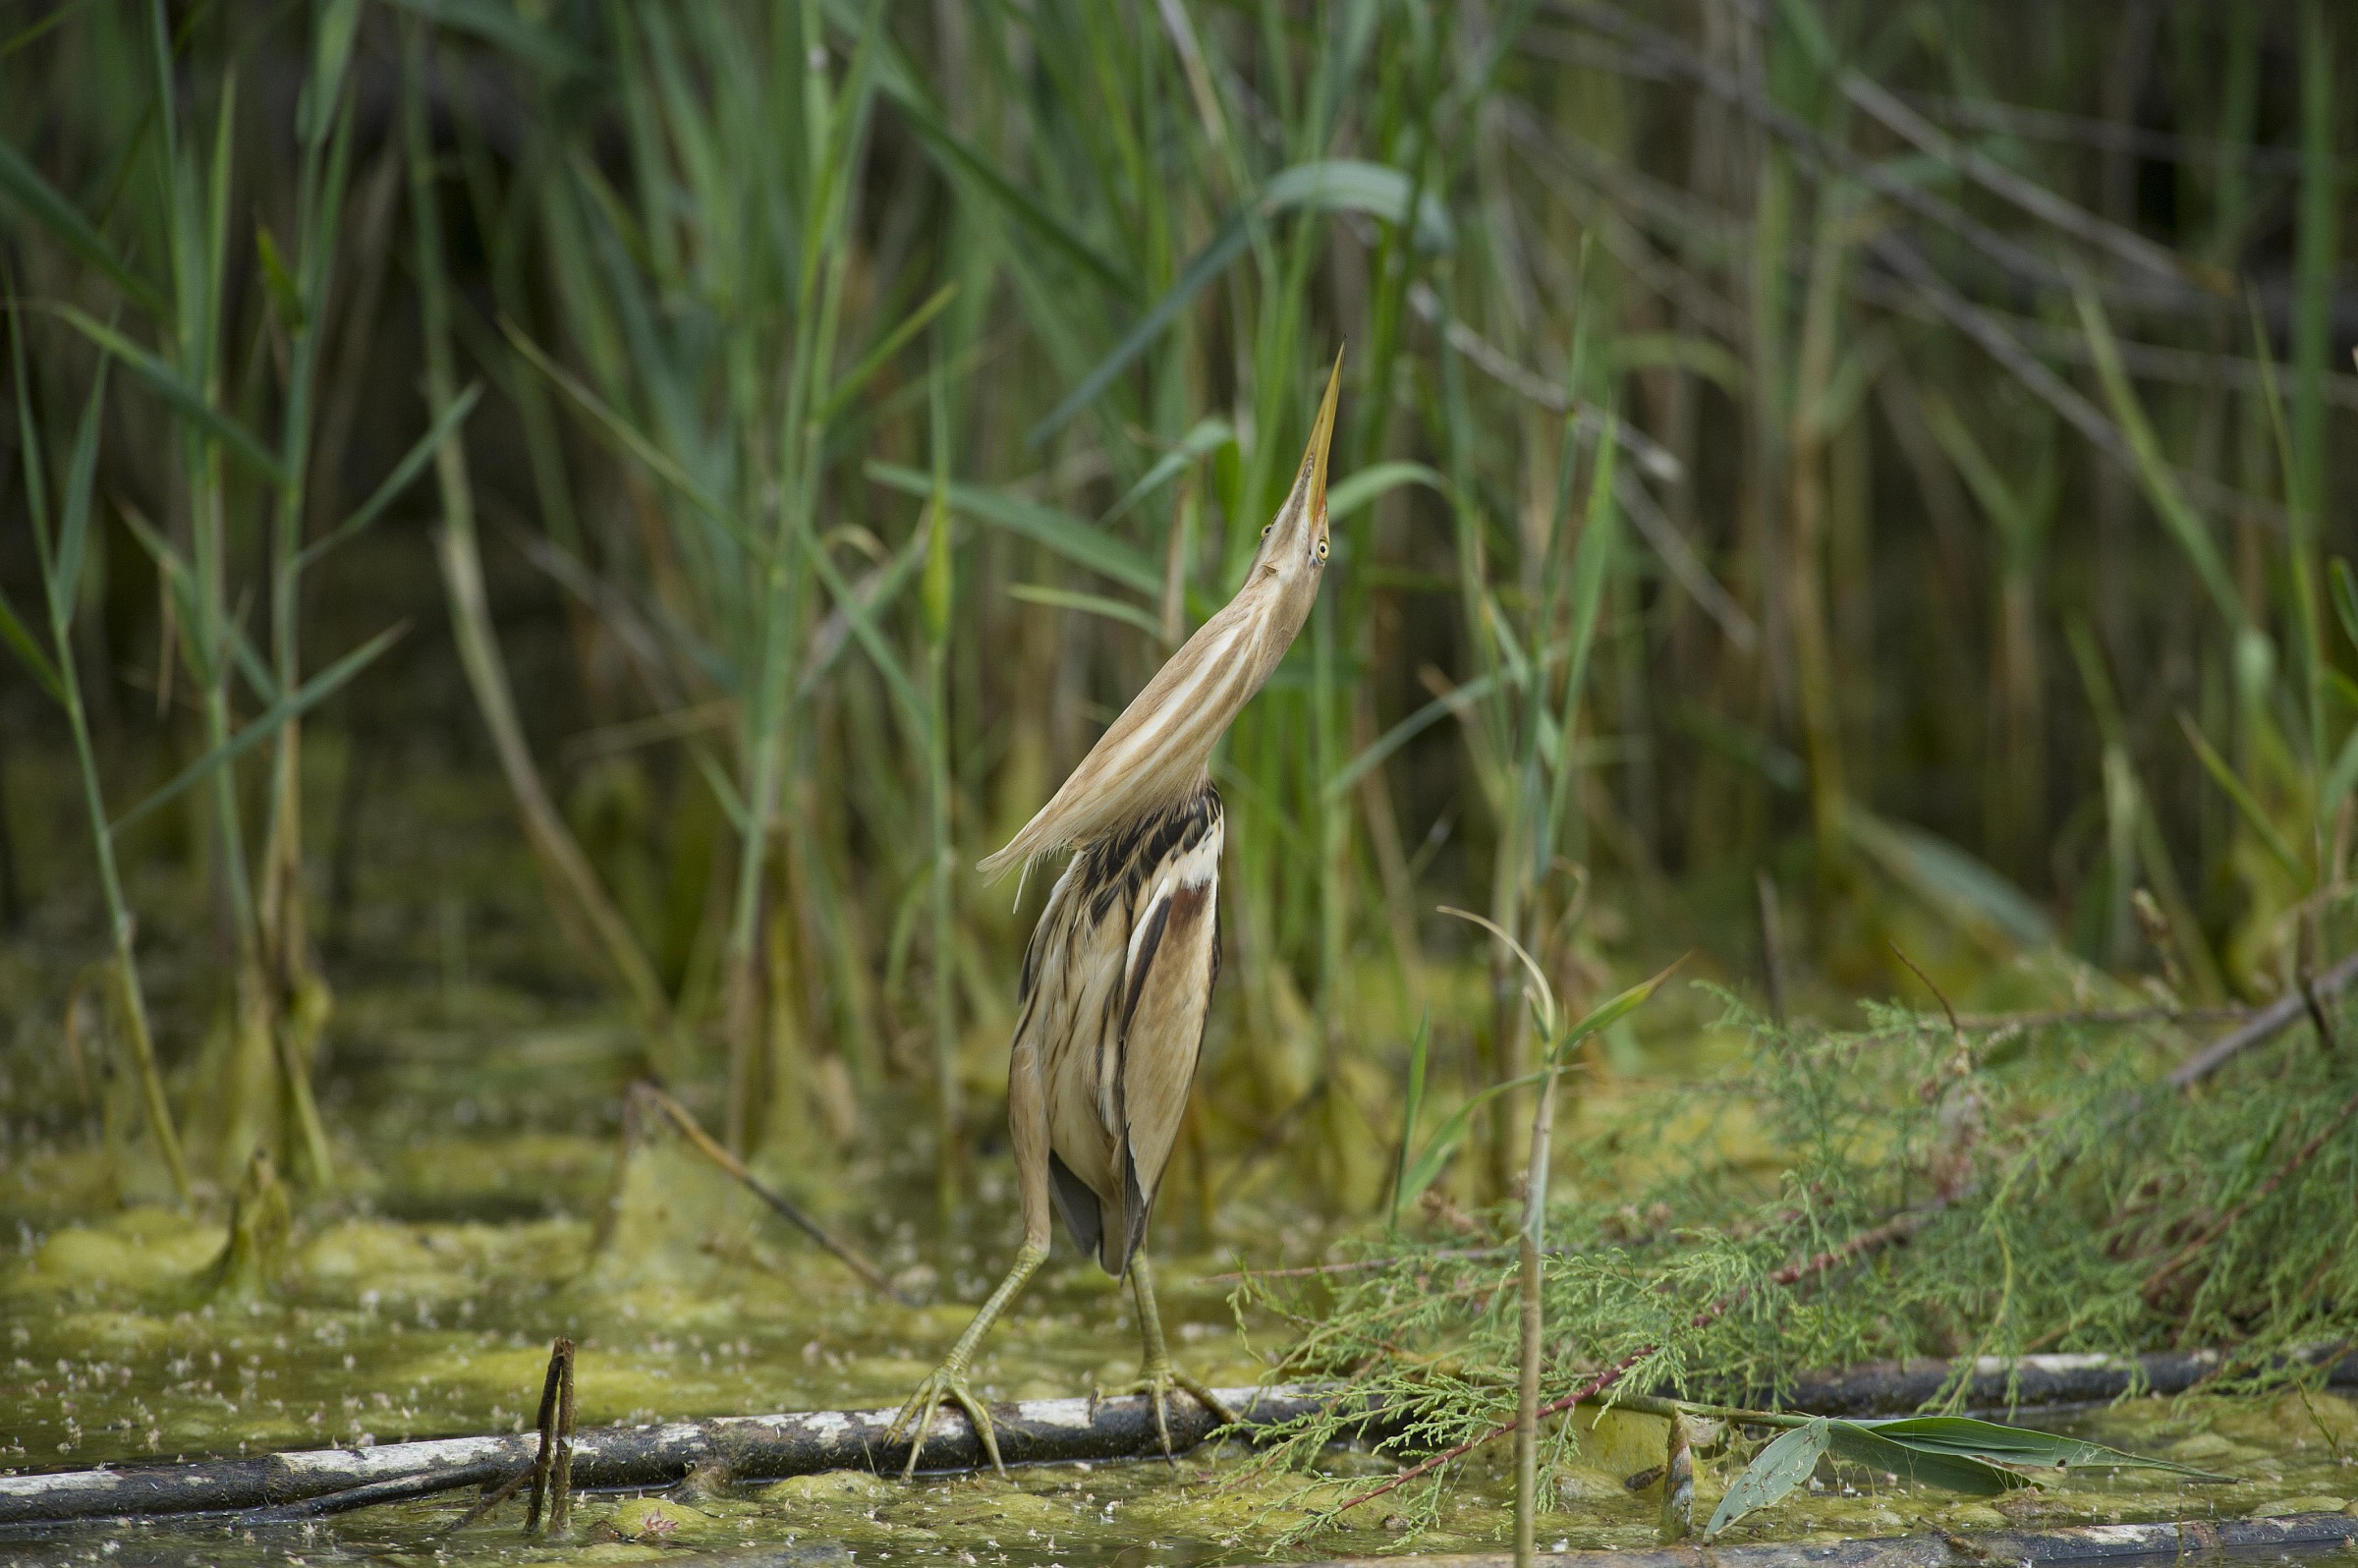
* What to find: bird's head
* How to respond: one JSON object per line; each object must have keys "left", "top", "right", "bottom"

{"left": 978, "top": 350, "right": 1346, "bottom": 880}
{"left": 1243, "top": 347, "right": 1343, "bottom": 623}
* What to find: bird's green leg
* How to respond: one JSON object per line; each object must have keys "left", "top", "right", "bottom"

{"left": 1126, "top": 1248, "right": 1239, "bottom": 1461}
{"left": 886, "top": 1241, "right": 1046, "bottom": 1478}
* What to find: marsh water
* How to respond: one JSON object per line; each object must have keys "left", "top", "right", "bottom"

{"left": 5, "top": 1008, "right": 2356, "bottom": 1566}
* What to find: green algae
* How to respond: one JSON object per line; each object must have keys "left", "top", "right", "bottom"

{"left": 6, "top": 993, "right": 2357, "bottom": 1564}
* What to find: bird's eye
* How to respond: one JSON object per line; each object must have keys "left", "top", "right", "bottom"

{"left": 1262, "top": 525, "right": 1272, "bottom": 537}
{"left": 1315, "top": 537, "right": 1329, "bottom": 561}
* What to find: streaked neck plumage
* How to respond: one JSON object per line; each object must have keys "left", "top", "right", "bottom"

{"left": 979, "top": 355, "right": 1343, "bottom": 881}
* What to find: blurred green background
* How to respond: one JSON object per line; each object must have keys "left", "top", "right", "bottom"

{"left": 0, "top": 0, "right": 2352, "bottom": 1218}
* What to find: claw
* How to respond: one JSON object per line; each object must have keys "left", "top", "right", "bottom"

{"left": 886, "top": 1361, "right": 1005, "bottom": 1478}
{"left": 1121, "top": 1365, "right": 1234, "bottom": 1464}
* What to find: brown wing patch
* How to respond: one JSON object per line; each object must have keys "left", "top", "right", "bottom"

{"left": 1107, "top": 855, "right": 1220, "bottom": 1277}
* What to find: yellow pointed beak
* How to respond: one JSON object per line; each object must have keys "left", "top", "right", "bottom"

{"left": 1305, "top": 345, "right": 1344, "bottom": 522}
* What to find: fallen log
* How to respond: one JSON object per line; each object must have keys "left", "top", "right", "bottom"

{"left": 5, "top": 1347, "right": 2353, "bottom": 1529}
{"left": 1296, "top": 1511, "right": 2358, "bottom": 1568}
{"left": 0, "top": 1384, "right": 1332, "bottom": 1528}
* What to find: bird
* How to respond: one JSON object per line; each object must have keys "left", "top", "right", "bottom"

{"left": 887, "top": 351, "right": 1344, "bottom": 1475}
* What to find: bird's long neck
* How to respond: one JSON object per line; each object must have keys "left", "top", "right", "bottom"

{"left": 980, "top": 579, "right": 1295, "bottom": 877}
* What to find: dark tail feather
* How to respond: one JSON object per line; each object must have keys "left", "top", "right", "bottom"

{"left": 1048, "top": 1151, "right": 1104, "bottom": 1269}
{"left": 1109, "top": 1142, "right": 1153, "bottom": 1280}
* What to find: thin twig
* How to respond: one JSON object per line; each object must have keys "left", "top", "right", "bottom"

{"left": 1952, "top": 1005, "right": 2246, "bottom": 1031}
{"left": 2168, "top": 952, "right": 2358, "bottom": 1087}
{"left": 1887, "top": 943, "right": 1961, "bottom": 1040}
{"left": 1198, "top": 1246, "right": 1510, "bottom": 1285}
{"left": 630, "top": 1082, "right": 909, "bottom": 1302}
{"left": 440, "top": 1462, "right": 534, "bottom": 1536}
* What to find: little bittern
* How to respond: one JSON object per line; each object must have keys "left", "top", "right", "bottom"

{"left": 888, "top": 352, "right": 1345, "bottom": 1473}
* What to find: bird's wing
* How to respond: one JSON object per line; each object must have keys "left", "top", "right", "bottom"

{"left": 1107, "top": 792, "right": 1223, "bottom": 1276}
{"left": 1020, "top": 856, "right": 1124, "bottom": 1260}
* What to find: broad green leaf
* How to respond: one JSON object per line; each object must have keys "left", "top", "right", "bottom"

{"left": 2074, "top": 284, "right": 2245, "bottom": 637}
{"left": 1859, "top": 1416, "right": 2230, "bottom": 1480}
{"left": 1612, "top": 332, "right": 1747, "bottom": 395}
{"left": 799, "top": 529, "right": 928, "bottom": 739}
{"left": 503, "top": 317, "right": 768, "bottom": 563}
{"left": 1028, "top": 160, "right": 1452, "bottom": 446}
{"left": 1, "top": 0, "right": 97, "bottom": 63}
{"left": 1099, "top": 418, "right": 1233, "bottom": 529}
{"left": 302, "top": 0, "right": 365, "bottom": 145}
{"left": 2177, "top": 712, "right": 2305, "bottom": 880}
{"left": 799, "top": 523, "right": 931, "bottom": 700}
{"left": 1393, "top": 1064, "right": 1556, "bottom": 1213}
{"left": 299, "top": 383, "right": 482, "bottom": 569}
{"left": 111, "top": 502, "right": 196, "bottom": 636}
{"left": 1558, "top": 963, "right": 1677, "bottom": 1056}
{"left": 1440, "top": 905, "right": 1560, "bottom": 1036}
{"left": 0, "top": 141, "right": 166, "bottom": 317}
{"left": 1327, "top": 461, "right": 1449, "bottom": 522}
{"left": 2323, "top": 726, "right": 2358, "bottom": 820}
{"left": 112, "top": 626, "right": 404, "bottom": 833}
{"left": 110, "top": 502, "right": 276, "bottom": 704}
{"left": 254, "top": 224, "right": 306, "bottom": 332}
{"left": 819, "top": 282, "right": 959, "bottom": 423}
{"left": 868, "top": 462, "right": 1160, "bottom": 593}
{"left": 3, "top": 301, "right": 66, "bottom": 700}
{"left": 1707, "top": 1419, "right": 1829, "bottom": 1537}
{"left": 2330, "top": 559, "right": 2358, "bottom": 656}
{"left": 869, "top": 44, "right": 1135, "bottom": 303}
{"left": 49, "top": 305, "right": 285, "bottom": 482}
{"left": 1922, "top": 391, "right": 2036, "bottom": 553}
{"left": 690, "top": 742, "right": 749, "bottom": 834}
{"left": 1259, "top": 161, "right": 1453, "bottom": 250}
{"left": 1006, "top": 583, "right": 1165, "bottom": 641}
{"left": 49, "top": 341, "right": 111, "bottom": 629}
{"left": 921, "top": 363, "right": 954, "bottom": 644}
{"left": 0, "top": 587, "right": 63, "bottom": 702}
{"left": 1545, "top": 415, "right": 1621, "bottom": 855}
{"left": 1325, "top": 667, "right": 1509, "bottom": 801}
{"left": 1843, "top": 804, "right": 2055, "bottom": 949}
{"left": 377, "top": 0, "right": 590, "bottom": 77}
{"left": 1824, "top": 1421, "right": 2029, "bottom": 1495}
{"left": 1804, "top": 332, "right": 1892, "bottom": 441}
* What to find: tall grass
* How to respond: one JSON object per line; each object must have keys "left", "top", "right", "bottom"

{"left": 1, "top": 1, "right": 2353, "bottom": 1218}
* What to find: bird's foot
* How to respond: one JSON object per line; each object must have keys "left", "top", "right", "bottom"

{"left": 885, "top": 1358, "right": 1003, "bottom": 1478}
{"left": 1123, "top": 1361, "right": 1240, "bottom": 1463}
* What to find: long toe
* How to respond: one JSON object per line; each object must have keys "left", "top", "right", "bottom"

{"left": 1174, "top": 1372, "right": 1239, "bottom": 1428}
{"left": 898, "top": 1394, "right": 943, "bottom": 1479}
{"left": 952, "top": 1385, "right": 1006, "bottom": 1476}
{"left": 1149, "top": 1381, "right": 1175, "bottom": 1463}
